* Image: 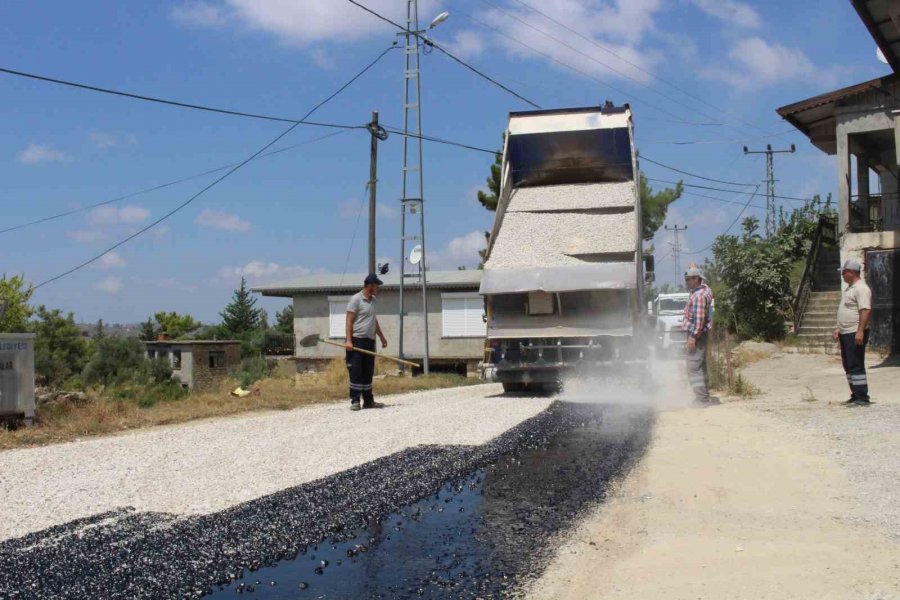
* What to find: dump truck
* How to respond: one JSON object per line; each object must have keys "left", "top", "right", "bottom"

{"left": 479, "top": 104, "right": 653, "bottom": 393}
{"left": 651, "top": 292, "right": 690, "bottom": 353}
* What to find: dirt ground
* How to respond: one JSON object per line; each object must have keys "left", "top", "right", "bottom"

{"left": 529, "top": 352, "right": 900, "bottom": 600}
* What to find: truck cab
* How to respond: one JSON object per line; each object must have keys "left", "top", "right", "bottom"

{"left": 651, "top": 292, "right": 690, "bottom": 351}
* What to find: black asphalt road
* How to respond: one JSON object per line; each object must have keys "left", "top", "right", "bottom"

{"left": 0, "top": 401, "right": 652, "bottom": 599}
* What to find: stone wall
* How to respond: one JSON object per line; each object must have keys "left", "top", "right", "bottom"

{"left": 188, "top": 344, "right": 241, "bottom": 391}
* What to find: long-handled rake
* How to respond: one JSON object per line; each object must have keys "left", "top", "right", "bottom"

{"left": 298, "top": 334, "right": 421, "bottom": 369}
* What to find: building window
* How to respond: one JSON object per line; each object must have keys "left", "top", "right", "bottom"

{"left": 172, "top": 350, "right": 182, "bottom": 370}
{"left": 328, "top": 296, "right": 352, "bottom": 339}
{"left": 441, "top": 293, "right": 484, "bottom": 338}
{"left": 209, "top": 350, "right": 225, "bottom": 369}
{"left": 148, "top": 349, "right": 156, "bottom": 359}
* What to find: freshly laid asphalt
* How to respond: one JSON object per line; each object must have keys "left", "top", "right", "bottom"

{"left": 0, "top": 401, "right": 652, "bottom": 599}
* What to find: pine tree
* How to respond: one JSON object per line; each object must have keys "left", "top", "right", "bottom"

{"left": 139, "top": 317, "right": 157, "bottom": 341}
{"left": 95, "top": 318, "right": 106, "bottom": 339}
{"left": 221, "top": 277, "right": 262, "bottom": 336}
{"left": 275, "top": 305, "right": 294, "bottom": 334}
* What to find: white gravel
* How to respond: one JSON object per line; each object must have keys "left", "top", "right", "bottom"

{"left": 508, "top": 182, "right": 635, "bottom": 212}
{"left": 0, "top": 384, "right": 552, "bottom": 541}
{"left": 486, "top": 210, "right": 636, "bottom": 269}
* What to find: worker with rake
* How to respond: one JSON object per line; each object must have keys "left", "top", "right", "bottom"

{"left": 345, "top": 274, "right": 388, "bottom": 411}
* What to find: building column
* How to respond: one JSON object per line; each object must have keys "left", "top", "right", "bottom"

{"left": 836, "top": 127, "right": 851, "bottom": 235}
{"left": 857, "top": 152, "right": 870, "bottom": 227}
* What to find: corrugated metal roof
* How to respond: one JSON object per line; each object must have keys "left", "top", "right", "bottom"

{"left": 253, "top": 270, "right": 482, "bottom": 297}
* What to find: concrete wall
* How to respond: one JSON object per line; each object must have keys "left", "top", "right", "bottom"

{"left": 292, "top": 288, "right": 485, "bottom": 368}
{"left": 0, "top": 333, "right": 35, "bottom": 420}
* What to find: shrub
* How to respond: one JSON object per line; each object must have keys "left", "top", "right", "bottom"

{"left": 148, "top": 356, "right": 174, "bottom": 384}
{"left": 231, "top": 356, "right": 276, "bottom": 388}
{"left": 82, "top": 337, "right": 147, "bottom": 385}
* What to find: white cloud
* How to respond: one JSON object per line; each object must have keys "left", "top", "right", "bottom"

{"left": 87, "top": 204, "right": 150, "bottom": 226}
{"left": 171, "top": 0, "right": 439, "bottom": 46}
{"left": 88, "top": 131, "right": 137, "bottom": 150}
{"left": 430, "top": 230, "right": 488, "bottom": 269}
{"left": 67, "top": 229, "right": 103, "bottom": 243}
{"left": 170, "top": 1, "right": 228, "bottom": 27}
{"left": 702, "top": 37, "right": 843, "bottom": 89}
{"left": 18, "top": 144, "right": 71, "bottom": 165}
{"left": 445, "top": 30, "right": 486, "bottom": 59}
{"left": 94, "top": 276, "right": 123, "bottom": 294}
{"left": 310, "top": 48, "right": 336, "bottom": 70}
{"left": 153, "top": 224, "right": 171, "bottom": 239}
{"left": 95, "top": 251, "right": 127, "bottom": 269}
{"left": 195, "top": 208, "right": 251, "bottom": 232}
{"left": 691, "top": 0, "right": 761, "bottom": 28}
{"left": 216, "top": 261, "right": 311, "bottom": 285}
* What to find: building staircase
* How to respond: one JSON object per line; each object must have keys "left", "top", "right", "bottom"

{"left": 793, "top": 216, "right": 841, "bottom": 349}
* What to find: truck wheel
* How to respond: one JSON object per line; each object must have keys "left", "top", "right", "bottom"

{"left": 502, "top": 382, "right": 525, "bottom": 393}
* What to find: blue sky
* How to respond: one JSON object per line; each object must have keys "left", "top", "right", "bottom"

{"left": 1, "top": 0, "right": 889, "bottom": 324}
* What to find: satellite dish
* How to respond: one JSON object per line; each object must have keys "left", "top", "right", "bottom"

{"left": 877, "top": 47, "right": 889, "bottom": 64}
{"left": 409, "top": 245, "right": 423, "bottom": 266}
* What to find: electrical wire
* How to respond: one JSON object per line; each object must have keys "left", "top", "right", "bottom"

{"left": 345, "top": 0, "right": 541, "bottom": 108}
{"left": 34, "top": 47, "right": 395, "bottom": 289}
{"left": 647, "top": 177, "right": 814, "bottom": 203}
{"left": 1, "top": 129, "right": 351, "bottom": 235}
{"left": 339, "top": 182, "right": 371, "bottom": 287}
{"left": 0, "top": 48, "right": 397, "bottom": 127}
{"left": 474, "top": 0, "right": 730, "bottom": 127}
{"left": 509, "top": 0, "right": 789, "bottom": 137}
{"left": 380, "top": 127, "right": 496, "bottom": 154}
{"left": 639, "top": 128, "right": 799, "bottom": 145}
{"left": 640, "top": 155, "right": 757, "bottom": 187}
{"left": 684, "top": 185, "right": 761, "bottom": 255}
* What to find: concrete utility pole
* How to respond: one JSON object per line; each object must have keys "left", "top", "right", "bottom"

{"left": 743, "top": 144, "right": 796, "bottom": 238}
{"left": 665, "top": 224, "right": 687, "bottom": 284}
{"left": 365, "top": 111, "right": 387, "bottom": 275}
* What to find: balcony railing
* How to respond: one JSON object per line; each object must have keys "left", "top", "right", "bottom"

{"left": 849, "top": 192, "right": 900, "bottom": 232}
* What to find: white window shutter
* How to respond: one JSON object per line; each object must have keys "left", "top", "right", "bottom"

{"left": 441, "top": 294, "right": 483, "bottom": 337}
{"left": 464, "top": 297, "right": 484, "bottom": 336}
{"left": 329, "top": 299, "right": 348, "bottom": 338}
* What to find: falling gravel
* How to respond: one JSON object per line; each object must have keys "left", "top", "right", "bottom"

{"left": 0, "top": 402, "right": 653, "bottom": 599}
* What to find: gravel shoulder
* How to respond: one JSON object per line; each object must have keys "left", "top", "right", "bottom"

{"left": 0, "top": 383, "right": 551, "bottom": 542}
{"left": 528, "top": 352, "right": 900, "bottom": 599}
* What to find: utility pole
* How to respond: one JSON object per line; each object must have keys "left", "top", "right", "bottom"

{"left": 398, "top": 0, "right": 431, "bottom": 374}
{"left": 743, "top": 144, "right": 795, "bottom": 238}
{"left": 665, "top": 224, "right": 687, "bottom": 284}
{"left": 365, "top": 111, "right": 387, "bottom": 275}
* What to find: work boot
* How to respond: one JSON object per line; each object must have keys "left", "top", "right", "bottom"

{"left": 842, "top": 398, "right": 857, "bottom": 405}
{"left": 350, "top": 401, "right": 361, "bottom": 411}
{"left": 690, "top": 399, "right": 710, "bottom": 408}
{"left": 363, "top": 401, "right": 385, "bottom": 409}
{"left": 847, "top": 399, "right": 871, "bottom": 407}
{"left": 707, "top": 396, "right": 722, "bottom": 405}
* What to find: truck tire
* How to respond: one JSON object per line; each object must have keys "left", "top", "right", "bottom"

{"left": 502, "top": 382, "right": 525, "bottom": 393}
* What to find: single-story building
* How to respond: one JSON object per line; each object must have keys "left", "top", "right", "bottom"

{"left": 253, "top": 271, "right": 485, "bottom": 375}
{"left": 777, "top": 0, "right": 900, "bottom": 351}
{"left": 145, "top": 340, "right": 241, "bottom": 390}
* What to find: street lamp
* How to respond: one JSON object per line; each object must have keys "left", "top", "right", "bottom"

{"left": 429, "top": 11, "right": 450, "bottom": 29}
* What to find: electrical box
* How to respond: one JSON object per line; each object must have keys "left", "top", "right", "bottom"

{"left": 0, "top": 334, "right": 36, "bottom": 423}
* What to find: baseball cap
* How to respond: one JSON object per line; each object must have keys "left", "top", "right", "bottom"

{"left": 684, "top": 266, "right": 703, "bottom": 278}
{"left": 364, "top": 273, "right": 384, "bottom": 286}
{"left": 839, "top": 258, "right": 862, "bottom": 272}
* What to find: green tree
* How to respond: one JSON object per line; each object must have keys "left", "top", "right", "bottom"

{"left": 29, "top": 306, "right": 90, "bottom": 387}
{"left": 82, "top": 337, "right": 148, "bottom": 385}
{"left": 139, "top": 317, "right": 157, "bottom": 342}
{"left": 259, "top": 308, "right": 269, "bottom": 330}
{"left": 220, "top": 277, "right": 262, "bottom": 336}
{"left": 275, "top": 305, "right": 294, "bottom": 335}
{"left": 476, "top": 136, "right": 504, "bottom": 211}
{"left": 640, "top": 174, "right": 683, "bottom": 241}
{"left": 0, "top": 274, "right": 33, "bottom": 333}
{"left": 95, "top": 319, "right": 106, "bottom": 340}
{"left": 153, "top": 311, "right": 199, "bottom": 339}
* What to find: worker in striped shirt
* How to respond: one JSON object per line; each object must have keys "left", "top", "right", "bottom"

{"left": 682, "top": 266, "right": 718, "bottom": 406}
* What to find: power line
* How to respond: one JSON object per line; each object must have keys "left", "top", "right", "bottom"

{"left": 680, "top": 189, "right": 766, "bottom": 210}
{"left": 381, "top": 127, "right": 496, "bottom": 154}
{"left": 0, "top": 61, "right": 386, "bottom": 128}
{"left": 508, "top": 0, "right": 785, "bottom": 137}
{"left": 345, "top": 0, "right": 541, "bottom": 108}
{"left": 639, "top": 128, "right": 799, "bottom": 145}
{"left": 475, "top": 0, "right": 732, "bottom": 127}
{"left": 640, "top": 155, "right": 756, "bottom": 187}
{"left": 647, "top": 177, "right": 813, "bottom": 203}
{"left": 684, "top": 185, "right": 761, "bottom": 255}
{"left": 34, "top": 47, "right": 395, "bottom": 289}
{"left": 1, "top": 129, "right": 352, "bottom": 235}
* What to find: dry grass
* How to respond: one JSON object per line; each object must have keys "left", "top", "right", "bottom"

{"left": 0, "top": 360, "right": 478, "bottom": 450}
